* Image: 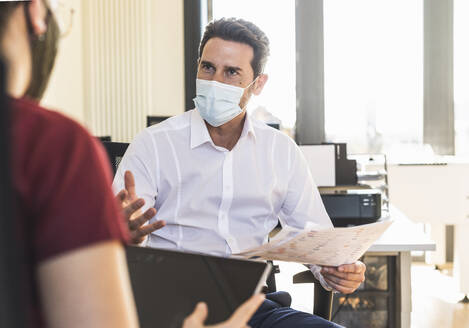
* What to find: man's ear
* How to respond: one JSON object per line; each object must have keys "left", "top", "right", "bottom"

{"left": 27, "top": 0, "right": 48, "bottom": 36}
{"left": 252, "top": 74, "right": 268, "bottom": 96}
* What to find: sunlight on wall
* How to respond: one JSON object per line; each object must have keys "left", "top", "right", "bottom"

{"left": 212, "top": 0, "right": 296, "bottom": 128}
{"left": 324, "top": 0, "right": 423, "bottom": 154}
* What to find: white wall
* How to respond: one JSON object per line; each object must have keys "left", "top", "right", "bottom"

{"left": 150, "top": 0, "right": 185, "bottom": 117}
{"left": 41, "top": 0, "right": 185, "bottom": 139}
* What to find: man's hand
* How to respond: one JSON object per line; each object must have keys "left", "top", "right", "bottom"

{"left": 182, "top": 294, "right": 264, "bottom": 328}
{"left": 321, "top": 261, "right": 366, "bottom": 294}
{"left": 115, "top": 171, "right": 166, "bottom": 244}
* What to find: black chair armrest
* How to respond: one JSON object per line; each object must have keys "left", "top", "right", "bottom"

{"left": 293, "top": 270, "right": 322, "bottom": 284}
{"left": 293, "top": 270, "right": 334, "bottom": 321}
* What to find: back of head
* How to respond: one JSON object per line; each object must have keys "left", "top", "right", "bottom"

{"left": 0, "top": 0, "right": 60, "bottom": 100}
{"left": 199, "top": 18, "right": 270, "bottom": 78}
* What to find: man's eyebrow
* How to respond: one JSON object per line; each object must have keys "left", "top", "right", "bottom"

{"left": 200, "top": 60, "right": 215, "bottom": 67}
{"left": 225, "top": 66, "right": 243, "bottom": 72}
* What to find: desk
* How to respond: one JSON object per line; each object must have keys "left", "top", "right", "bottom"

{"left": 276, "top": 206, "right": 435, "bottom": 328}
{"left": 387, "top": 160, "right": 469, "bottom": 295}
{"left": 361, "top": 206, "right": 435, "bottom": 328}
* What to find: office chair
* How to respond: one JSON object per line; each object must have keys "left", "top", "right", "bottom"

{"left": 261, "top": 264, "right": 334, "bottom": 321}
{"left": 266, "top": 123, "right": 280, "bottom": 130}
{"left": 101, "top": 141, "right": 130, "bottom": 176}
{"left": 264, "top": 266, "right": 333, "bottom": 320}
{"left": 264, "top": 239, "right": 333, "bottom": 321}
{"left": 292, "top": 269, "right": 334, "bottom": 320}
{"left": 99, "top": 140, "right": 334, "bottom": 321}
{"left": 96, "top": 135, "right": 111, "bottom": 142}
{"left": 146, "top": 115, "right": 170, "bottom": 127}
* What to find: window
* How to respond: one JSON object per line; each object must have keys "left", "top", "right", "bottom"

{"left": 323, "top": 0, "right": 423, "bottom": 154}
{"left": 212, "top": 0, "right": 296, "bottom": 128}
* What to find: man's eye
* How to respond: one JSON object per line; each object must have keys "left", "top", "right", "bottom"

{"left": 202, "top": 64, "right": 213, "bottom": 72}
{"left": 228, "top": 69, "right": 238, "bottom": 76}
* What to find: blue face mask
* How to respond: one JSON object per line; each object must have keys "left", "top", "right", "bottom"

{"left": 193, "top": 79, "right": 256, "bottom": 127}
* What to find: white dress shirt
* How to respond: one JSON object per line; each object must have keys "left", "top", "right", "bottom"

{"left": 112, "top": 109, "right": 333, "bottom": 256}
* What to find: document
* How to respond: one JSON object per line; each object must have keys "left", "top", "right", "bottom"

{"left": 235, "top": 220, "right": 393, "bottom": 266}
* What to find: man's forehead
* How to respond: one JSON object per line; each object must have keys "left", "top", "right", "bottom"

{"left": 201, "top": 37, "right": 254, "bottom": 69}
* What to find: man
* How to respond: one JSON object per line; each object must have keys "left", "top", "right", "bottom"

{"left": 1, "top": 1, "right": 262, "bottom": 327}
{"left": 114, "top": 18, "right": 365, "bottom": 327}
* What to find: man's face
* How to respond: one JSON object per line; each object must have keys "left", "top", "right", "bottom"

{"left": 197, "top": 37, "right": 265, "bottom": 110}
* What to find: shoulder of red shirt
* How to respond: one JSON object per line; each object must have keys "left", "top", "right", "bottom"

{"left": 10, "top": 97, "right": 99, "bottom": 156}
{"left": 9, "top": 96, "right": 130, "bottom": 263}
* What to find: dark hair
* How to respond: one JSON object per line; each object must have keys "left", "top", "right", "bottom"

{"left": 199, "top": 18, "right": 270, "bottom": 78}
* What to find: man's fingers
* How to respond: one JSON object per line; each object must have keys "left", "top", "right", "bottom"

{"left": 124, "top": 170, "right": 137, "bottom": 199}
{"left": 337, "top": 261, "right": 366, "bottom": 273}
{"left": 321, "top": 262, "right": 366, "bottom": 295}
{"left": 323, "top": 273, "right": 361, "bottom": 289}
{"left": 321, "top": 268, "right": 364, "bottom": 282}
{"left": 115, "top": 189, "right": 128, "bottom": 206}
{"left": 128, "top": 206, "right": 155, "bottom": 230}
{"left": 322, "top": 261, "right": 366, "bottom": 275}
{"left": 323, "top": 277, "right": 356, "bottom": 294}
{"left": 137, "top": 220, "right": 166, "bottom": 237}
{"left": 123, "top": 198, "right": 145, "bottom": 222}
{"left": 225, "top": 294, "right": 264, "bottom": 326}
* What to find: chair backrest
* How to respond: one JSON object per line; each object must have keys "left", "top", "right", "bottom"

{"left": 266, "top": 123, "right": 280, "bottom": 130}
{"left": 147, "top": 115, "right": 170, "bottom": 127}
{"left": 96, "top": 135, "right": 111, "bottom": 142}
{"left": 101, "top": 141, "right": 130, "bottom": 177}
{"left": 0, "top": 59, "right": 27, "bottom": 327}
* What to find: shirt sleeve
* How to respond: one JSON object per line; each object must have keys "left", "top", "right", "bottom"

{"left": 112, "top": 129, "right": 158, "bottom": 215}
{"left": 278, "top": 142, "right": 333, "bottom": 229}
{"left": 32, "top": 119, "right": 129, "bottom": 263}
{"left": 307, "top": 264, "right": 335, "bottom": 292}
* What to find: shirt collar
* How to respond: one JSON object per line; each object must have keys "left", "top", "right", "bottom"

{"left": 190, "top": 109, "right": 257, "bottom": 150}
{"left": 240, "top": 110, "right": 257, "bottom": 141}
{"left": 190, "top": 109, "right": 213, "bottom": 149}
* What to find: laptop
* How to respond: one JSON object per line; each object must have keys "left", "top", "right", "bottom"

{"left": 125, "top": 246, "right": 271, "bottom": 328}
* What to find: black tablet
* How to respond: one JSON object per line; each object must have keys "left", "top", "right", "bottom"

{"left": 126, "top": 246, "right": 271, "bottom": 328}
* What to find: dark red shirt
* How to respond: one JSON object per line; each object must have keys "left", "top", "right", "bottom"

{"left": 10, "top": 97, "right": 129, "bottom": 327}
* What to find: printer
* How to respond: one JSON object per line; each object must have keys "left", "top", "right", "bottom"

{"left": 319, "top": 188, "right": 381, "bottom": 227}
{"left": 299, "top": 143, "right": 382, "bottom": 227}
